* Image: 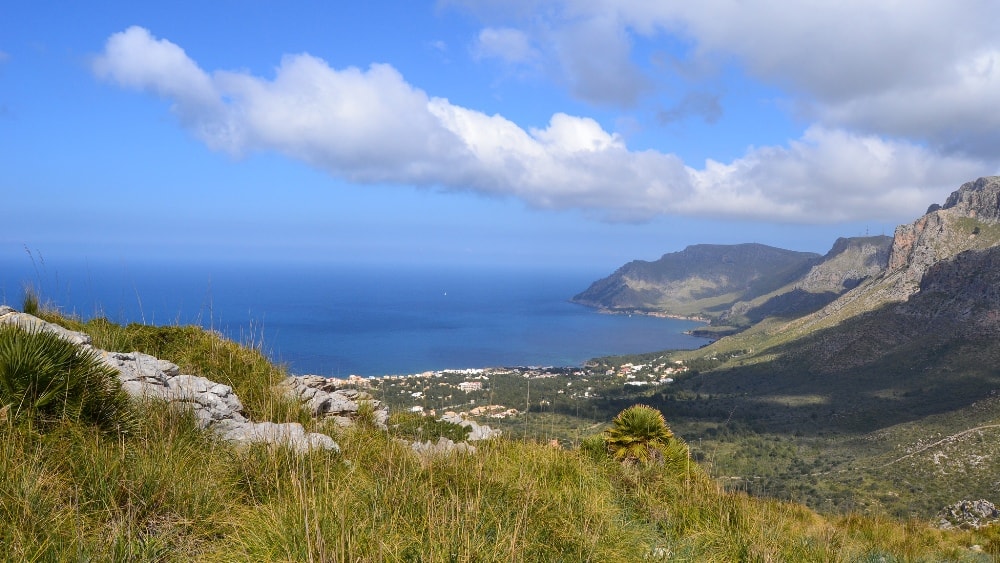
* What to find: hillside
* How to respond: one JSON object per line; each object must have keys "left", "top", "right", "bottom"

{"left": 572, "top": 243, "right": 820, "bottom": 317}
{"left": 3, "top": 306, "right": 995, "bottom": 560}
{"left": 682, "top": 176, "right": 1000, "bottom": 361}
{"left": 632, "top": 177, "right": 1000, "bottom": 516}
{"left": 714, "top": 236, "right": 892, "bottom": 331}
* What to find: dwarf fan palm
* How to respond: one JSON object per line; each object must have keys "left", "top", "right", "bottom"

{"left": 0, "top": 324, "right": 133, "bottom": 433}
{"left": 604, "top": 404, "right": 674, "bottom": 464}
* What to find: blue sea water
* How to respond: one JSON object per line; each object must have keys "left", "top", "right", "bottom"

{"left": 0, "top": 259, "right": 706, "bottom": 377}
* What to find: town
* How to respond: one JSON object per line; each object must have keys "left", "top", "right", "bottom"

{"left": 302, "top": 356, "right": 692, "bottom": 442}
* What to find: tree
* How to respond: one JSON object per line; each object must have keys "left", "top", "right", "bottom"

{"left": 603, "top": 404, "right": 673, "bottom": 464}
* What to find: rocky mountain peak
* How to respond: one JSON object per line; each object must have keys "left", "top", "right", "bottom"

{"left": 887, "top": 177, "right": 1000, "bottom": 283}
{"left": 781, "top": 177, "right": 1000, "bottom": 332}
{"left": 942, "top": 176, "right": 1000, "bottom": 222}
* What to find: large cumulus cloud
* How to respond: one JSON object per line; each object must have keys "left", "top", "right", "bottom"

{"left": 93, "top": 26, "right": 990, "bottom": 223}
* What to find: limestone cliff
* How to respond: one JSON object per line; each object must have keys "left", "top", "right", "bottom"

{"left": 741, "top": 176, "right": 1000, "bottom": 343}
{"left": 888, "top": 176, "right": 1000, "bottom": 287}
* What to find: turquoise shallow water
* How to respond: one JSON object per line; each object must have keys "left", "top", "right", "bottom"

{"left": 0, "top": 259, "right": 706, "bottom": 377}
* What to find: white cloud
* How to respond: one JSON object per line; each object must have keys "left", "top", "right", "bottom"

{"left": 454, "top": 1, "right": 1000, "bottom": 155}
{"left": 684, "top": 127, "right": 988, "bottom": 222}
{"left": 472, "top": 27, "right": 537, "bottom": 63}
{"left": 624, "top": 1, "right": 1000, "bottom": 156}
{"left": 93, "top": 27, "right": 993, "bottom": 224}
{"left": 0, "top": 51, "right": 9, "bottom": 63}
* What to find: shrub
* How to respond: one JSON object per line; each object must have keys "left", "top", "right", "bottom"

{"left": 0, "top": 324, "right": 134, "bottom": 433}
{"left": 604, "top": 404, "right": 674, "bottom": 464}
{"left": 388, "top": 411, "right": 471, "bottom": 442}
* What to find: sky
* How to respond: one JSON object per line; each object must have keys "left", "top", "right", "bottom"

{"left": 2, "top": 1, "right": 999, "bottom": 272}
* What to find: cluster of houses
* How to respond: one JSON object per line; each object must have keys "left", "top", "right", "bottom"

{"left": 608, "top": 360, "right": 688, "bottom": 386}
{"left": 318, "top": 374, "right": 373, "bottom": 388}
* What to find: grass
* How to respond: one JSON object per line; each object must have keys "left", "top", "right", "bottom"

{"left": 0, "top": 304, "right": 998, "bottom": 560}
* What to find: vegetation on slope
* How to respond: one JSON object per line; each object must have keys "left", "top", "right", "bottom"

{"left": 0, "top": 303, "right": 997, "bottom": 560}
{"left": 572, "top": 243, "right": 820, "bottom": 316}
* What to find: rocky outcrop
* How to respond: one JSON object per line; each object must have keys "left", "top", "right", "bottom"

{"left": 936, "top": 499, "right": 1000, "bottom": 530}
{"left": 942, "top": 176, "right": 1000, "bottom": 221}
{"left": 787, "top": 176, "right": 1000, "bottom": 333}
{"left": 214, "top": 419, "right": 337, "bottom": 451}
{"left": 886, "top": 176, "right": 1000, "bottom": 289}
{"left": 0, "top": 307, "right": 92, "bottom": 346}
{"left": 721, "top": 236, "right": 892, "bottom": 324}
{"left": 440, "top": 411, "right": 502, "bottom": 441}
{"left": 101, "top": 351, "right": 247, "bottom": 428}
{"left": 280, "top": 375, "right": 389, "bottom": 429}
{"left": 410, "top": 437, "right": 477, "bottom": 457}
{"left": 0, "top": 309, "right": 338, "bottom": 454}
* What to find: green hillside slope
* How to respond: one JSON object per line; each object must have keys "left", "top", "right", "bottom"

{"left": 572, "top": 243, "right": 820, "bottom": 317}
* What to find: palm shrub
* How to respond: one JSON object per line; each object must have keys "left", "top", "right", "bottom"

{"left": 0, "top": 324, "right": 134, "bottom": 433}
{"left": 604, "top": 404, "right": 674, "bottom": 464}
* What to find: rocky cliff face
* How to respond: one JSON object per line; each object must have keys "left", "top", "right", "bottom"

{"left": 790, "top": 176, "right": 1000, "bottom": 331}
{"left": 942, "top": 176, "right": 1000, "bottom": 221}
{"left": 895, "top": 246, "right": 1000, "bottom": 336}
{"left": 798, "top": 236, "right": 892, "bottom": 293}
{"left": 888, "top": 176, "right": 1000, "bottom": 283}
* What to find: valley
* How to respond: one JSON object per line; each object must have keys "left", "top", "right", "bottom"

{"left": 374, "top": 177, "right": 1000, "bottom": 521}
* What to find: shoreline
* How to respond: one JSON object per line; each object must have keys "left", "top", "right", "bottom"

{"left": 583, "top": 304, "right": 711, "bottom": 323}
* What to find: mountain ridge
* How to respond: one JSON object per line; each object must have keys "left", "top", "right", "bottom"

{"left": 572, "top": 243, "right": 821, "bottom": 318}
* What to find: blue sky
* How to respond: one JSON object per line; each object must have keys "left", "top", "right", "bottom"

{"left": 2, "top": 1, "right": 998, "bottom": 271}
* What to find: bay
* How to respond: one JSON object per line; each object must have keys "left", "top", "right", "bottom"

{"left": 0, "top": 258, "right": 706, "bottom": 376}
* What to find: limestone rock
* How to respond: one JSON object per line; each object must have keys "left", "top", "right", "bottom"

{"left": 936, "top": 499, "right": 1000, "bottom": 530}
{"left": 214, "top": 419, "right": 339, "bottom": 454}
{"left": 0, "top": 309, "right": 92, "bottom": 346}
{"left": 281, "top": 375, "right": 389, "bottom": 429}
{"left": 943, "top": 176, "right": 1000, "bottom": 222}
{"left": 410, "top": 437, "right": 476, "bottom": 457}
{"left": 101, "top": 351, "right": 247, "bottom": 428}
{"left": 796, "top": 236, "right": 892, "bottom": 294}
{"left": 439, "top": 412, "right": 501, "bottom": 441}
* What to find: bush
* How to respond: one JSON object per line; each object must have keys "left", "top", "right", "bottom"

{"left": 0, "top": 324, "right": 134, "bottom": 433}
{"left": 388, "top": 411, "right": 471, "bottom": 442}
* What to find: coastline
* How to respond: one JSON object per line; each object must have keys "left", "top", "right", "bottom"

{"left": 580, "top": 303, "right": 711, "bottom": 323}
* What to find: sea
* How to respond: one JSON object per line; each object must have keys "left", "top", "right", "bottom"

{"left": 0, "top": 258, "right": 706, "bottom": 377}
